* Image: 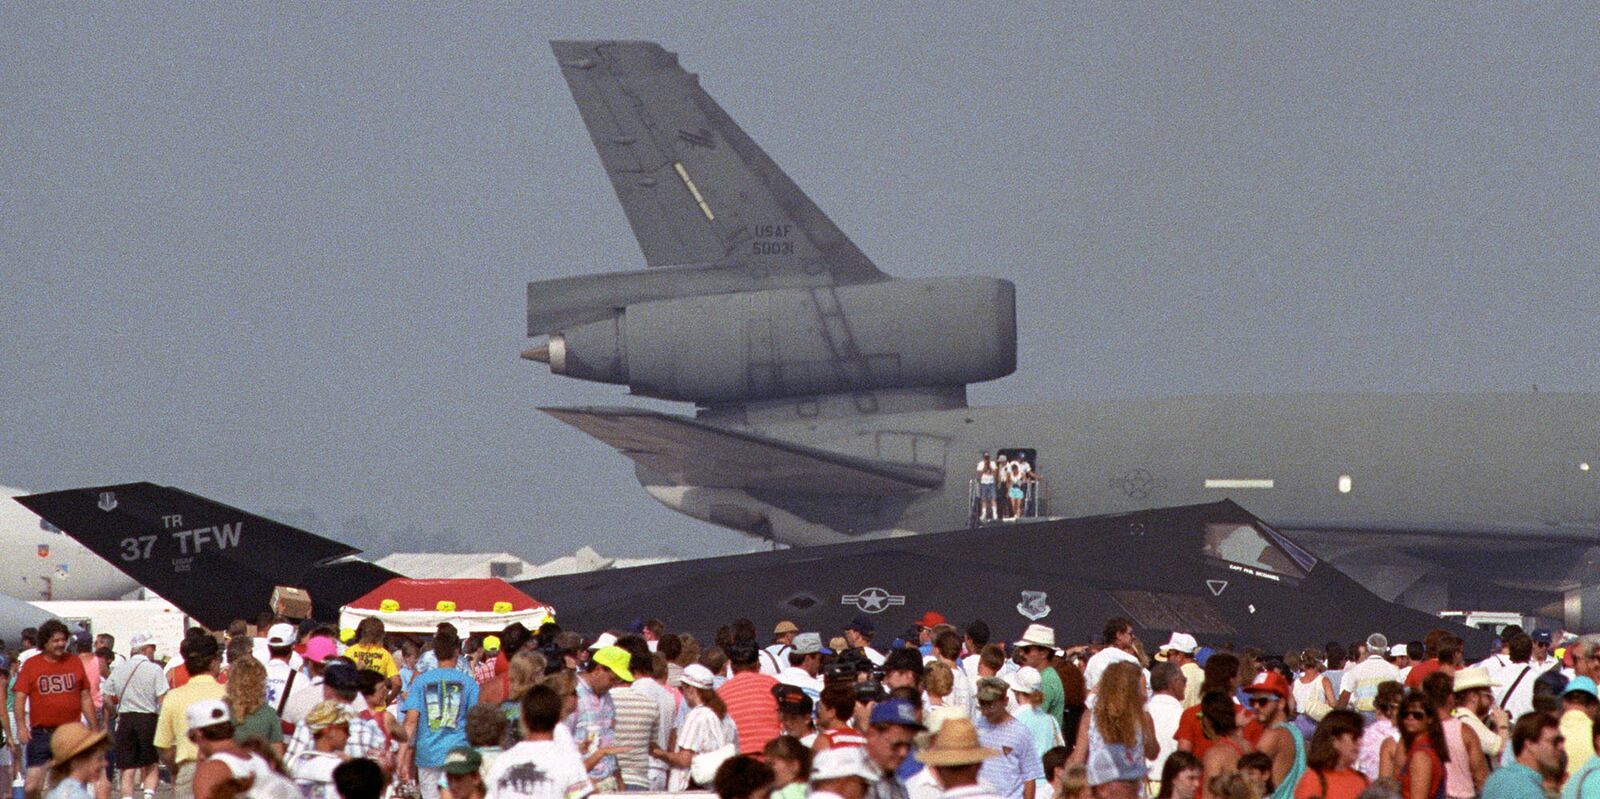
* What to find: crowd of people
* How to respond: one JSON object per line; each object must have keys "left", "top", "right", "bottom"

{"left": 973, "top": 453, "right": 1040, "bottom": 523}
{"left": 3, "top": 611, "right": 1597, "bottom": 799}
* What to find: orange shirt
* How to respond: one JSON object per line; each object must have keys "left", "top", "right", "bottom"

{"left": 1406, "top": 660, "right": 1441, "bottom": 690}
{"left": 717, "top": 672, "right": 781, "bottom": 757}
{"left": 1295, "top": 769, "right": 1369, "bottom": 799}
{"left": 1175, "top": 703, "right": 1261, "bottom": 757}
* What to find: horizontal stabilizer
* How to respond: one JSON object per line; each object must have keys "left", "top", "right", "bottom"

{"left": 541, "top": 407, "right": 943, "bottom": 495}
{"left": 15, "top": 484, "right": 397, "bottom": 628}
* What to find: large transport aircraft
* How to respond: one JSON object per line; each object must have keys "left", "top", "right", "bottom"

{"left": 527, "top": 42, "right": 1600, "bottom": 624}
{"left": 0, "top": 485, "right": 138, "bottom": 601}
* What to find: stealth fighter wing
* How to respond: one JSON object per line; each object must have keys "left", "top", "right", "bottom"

{"left": 15, "top": 484, "right": 397, "bottom": 628}
{"left": 514, "top": 500, "right": 1490, "bottom": 654}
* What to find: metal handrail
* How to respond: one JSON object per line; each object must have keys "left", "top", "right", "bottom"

{"left": 968, "top": 476, "right": 1049, "bottom": 524}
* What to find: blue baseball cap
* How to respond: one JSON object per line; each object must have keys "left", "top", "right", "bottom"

{"left": 1565, "top": 676, "right": 1598, "bottom": 700}
{"left": 1533, "top": 629, "right": 1553, "bottom": 645}
{"left": 869, "top": 698, "right": 925, "bottom": 729}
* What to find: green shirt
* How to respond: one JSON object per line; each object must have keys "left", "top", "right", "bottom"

{"left": 233, "top": 704, "right": 285, "bottom": 745}
{"left": 1040, "top": 665, "right": 1065, "bottom": 722}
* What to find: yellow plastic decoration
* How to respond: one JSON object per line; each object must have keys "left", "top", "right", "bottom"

{"left": 379, "top": 599, "right": 399, "bottom": 612}
{"left": 436, "top": 600, "right": 456, "bottom": 612}
{"left": 492, "top": 601, "right": 513, "bottom": 614}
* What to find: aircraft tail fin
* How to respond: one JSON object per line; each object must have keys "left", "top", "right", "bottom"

{"left": 550, "top": 40, "right": 884, "bottom": 282}
{"left": 14, "top": 484, "right": 397, "bottom": 628}
{"left": 542, "top": 406, "right": 943, "bottom": 495}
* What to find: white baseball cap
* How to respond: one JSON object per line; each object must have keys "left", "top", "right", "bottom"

{"left": 1008, "top": 666, "right": 1043, "bottom": 694}
{"left": 129, "top": 633, "right": 155, "bottom": 650}
{"left": 266, "top": 623, "right": 296, "bottom": 647}
{"left": 1162, "top": 632, "right": 1198, "bottom": 654}
{"left": 1389, "top": 644, "right": 1409, "bottom": 658}
{"left": 810, "top": 747, "right": 881, "bottom": 784}
{"left": 185, "top": 698, "right": 231, "bottom": 731}
{"left": 680, "top": 664, "right": 716, "bottom": 690}
{"left": 588, "top": 632, "right": 618, "bottom": 651}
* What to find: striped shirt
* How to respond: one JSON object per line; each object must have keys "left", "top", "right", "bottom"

{"left": 285, "top": 703, "right": 386, "bottom": 762}
{"left": 717, "top": 672, "right": 782, "bottom": 756}
{"left": 975, "top": 716, "right": 1043, "bottom": 799}
{"left": 610, "top": 685, "right": 661, "bottom": 789}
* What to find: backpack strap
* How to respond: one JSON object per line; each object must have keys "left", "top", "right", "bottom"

{"left": 1500, "top": 667, "right": 1531, "bottom": 709}
{"left": 276, "top": 667, "right": 297, "bottom": 716}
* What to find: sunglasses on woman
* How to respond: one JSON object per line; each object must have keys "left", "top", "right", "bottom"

{"left": 1403, "top": 710, "right": 1428, "bottom": 720}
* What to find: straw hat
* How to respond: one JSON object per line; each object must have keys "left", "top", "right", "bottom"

{"left": 49, "top": 723, "right": 108, "bottom": 767}
{"left": 918, "top": 717, "right": 999, "bottom": 766}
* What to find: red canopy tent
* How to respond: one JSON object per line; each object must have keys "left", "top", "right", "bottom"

{"left": 339, "top": 578, "right": 553, "bottom": 634}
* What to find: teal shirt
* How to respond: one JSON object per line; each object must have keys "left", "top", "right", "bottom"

{"left": 1563, "top": 757, "right": 1600, "bottom": 799}
{"left": 1270, "top": 722, "right": 1307, "bottom": 799}
{"left": 1484, "top": 762, "right": 1545, "bottom": 799}
{"left": 1039, "top": 667, "right": 1065, "bottom": 723}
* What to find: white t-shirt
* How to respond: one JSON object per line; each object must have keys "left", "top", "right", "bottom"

{"left": 1338, "top": 656, "right": 1401, "bottom": 712}
{"left": 486, "top": 740, "right": 596, "bottom": 799}
{"left": 1499, "top": 663, "right": 1538, "bottom": 720}
{"left": 777, "top": 667, "right": 823, "bottom": 698}
{"left": 264, "top": 658, "right": 302, "bottom": 709}
{"left": 961, "top": 654, "right": 981, "bottom": 677}
{"left": 287, "top": 750, "right": 342, "bottom": 799}
{"left": 1083, "top": 646, "right": 1140, "bottom": 693}
{"left": 861, "top": 646, "right": 886, "bottom": 667}
{"left": 977, "top": 462, "right": 996, "bottom": 484}
{"left": 1147, "top": 693, "right": 1184, "bottom": 778}
{"left": 210, "top": 751, "right": 302, "bottom": 799}
{"left": 760, "top": 644, "right": 791, "bottom": 676}
{"left": 670, "top": 706, "right": 739, "bottom": 791}
{"left": 279, "top": 678, "right": 324, "bottom": 726}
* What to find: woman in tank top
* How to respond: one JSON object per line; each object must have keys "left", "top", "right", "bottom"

{"left": 1198, "top": 692, "right": 1254, "bottom": 799}
{"left": 1392, "top": 694, "right": 1447, "bottom": 799}
{"left": 1075, "top": 662, "right": 1159, "bottom": 799}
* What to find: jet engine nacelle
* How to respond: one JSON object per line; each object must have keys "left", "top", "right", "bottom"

{"left": 538, "top": 276, "right": 1016, "bottom": 404}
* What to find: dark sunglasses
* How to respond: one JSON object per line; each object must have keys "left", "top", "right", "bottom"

{"left": 1248, "top": 697, "right": 1278, "bottom": 708}
{"left": 1403, "top": 710, "right": 1428, "bottom": 720}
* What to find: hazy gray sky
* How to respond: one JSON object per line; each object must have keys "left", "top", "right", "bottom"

{"left": 3, "top": 5, "right": 1596, "bottom": 561}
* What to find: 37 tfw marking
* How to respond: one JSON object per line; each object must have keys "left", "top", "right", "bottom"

{"left": 119, "top": 522, "right": 244, "bottom": 561}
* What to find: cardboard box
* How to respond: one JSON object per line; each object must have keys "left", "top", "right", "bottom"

{"left": 271, "top": 586, "right": 313, "bottom": 620}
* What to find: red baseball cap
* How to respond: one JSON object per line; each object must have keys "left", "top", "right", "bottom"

{"left": 1244, "top": 671, "right": 1289, "bottom": 700}
{"left": 915, "top": 611, "right": 946, "bottom": 629}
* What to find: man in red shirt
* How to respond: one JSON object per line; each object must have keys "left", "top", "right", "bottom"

{"left": 717, "top": 641, "right": 781, "bottom": 757}
{"left": 16, "top": 619, "right": 96, "bottom": 794}
{"left": 1407, "top": 635, "right": 1463, "bottom": 690}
